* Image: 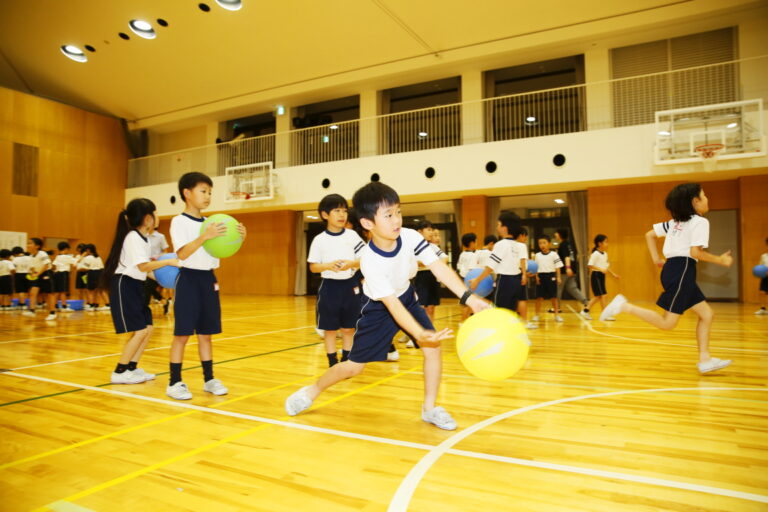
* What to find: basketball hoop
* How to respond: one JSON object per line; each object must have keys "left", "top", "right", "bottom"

{"left": 694, "top": 143, "right": 724, "bottom": 172}
{"left": 227, "top": 191, "right": 248, "bottom": 201}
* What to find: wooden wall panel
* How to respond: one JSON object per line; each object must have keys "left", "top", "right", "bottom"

{"left": 739, "top": 175, "right": 768, "bottom": 304}
{"left": 0, "top": 87, "right": 128, "bottom": 280}
{"left": 156, "top": 210, "right": 297, "bottom": 295}
{"left": 461, "top": 195, "right": 488, "bottom": 242}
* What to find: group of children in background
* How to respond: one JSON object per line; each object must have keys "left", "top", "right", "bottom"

{"left": 0, "top": 240, "right": 109, "bottom": 319}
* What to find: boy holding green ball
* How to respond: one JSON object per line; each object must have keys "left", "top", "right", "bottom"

{"left": 167, "top": 172, "right": 247, "bottom": 400}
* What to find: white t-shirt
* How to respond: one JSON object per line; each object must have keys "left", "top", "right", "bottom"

{"left": 148, "top": 231, "right": 169, "bottom": 259}
{"left": 171, "top": 213, "right": 219, "bottom": 270}
{"left": 307, "top": 228, "right": 365, "bottom": 280}
{"left": 534, "top": 251, "right": 563, "bottom": 273}
{"left": 475, "top": 248, "right": 492, "bottom": 269}
{"left": 0, "top": 260, "right": 14, "bottom": 276}
{"left": 653, "top": 215, "right": 709, "bottom": 260}
{"left": 31, "top": 250, "right": 51, "bottom": 273}
{"left": 360, "top": 228, "right": 438, "bottom": 300}
{"left": 12, "top": 255, "right": 31, "bottom": 273}
{"left": 81, "top": 255, "right": 104, "bottom": 271}
{"left": 115, "top": 230, "right": 151, "bottom": 281}
{"left": 761, "top": 252, "right": 768, "bottom": 267}
{"left": 52, "top": 254, "right": 76, "bottom": 272}
{"left": 75, "top": 254, "right": 88, "bottom": 270}
{"left": 431, "top": 243, "right": 448, "bottom": 261}
{"left": 588, "top": 250, "right": 609, "bottom": 271}
{"left": 456, "top": 251, "right": 477, "bottom": 278}
{"left": 487, "top": 238, "right": 523, "bottom": 276}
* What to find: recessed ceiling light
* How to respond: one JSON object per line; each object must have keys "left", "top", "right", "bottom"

{"left": 658, "top": 130, "right": 671, "bottom": 136}
{"left": 329, "top": 125, "right": 339, "bottom": 130}
{"left": 129, "top": 19, "right": 156, "bottom": 39}
{"left": 60, "top": 45, "right": 87, "bottom": 63}
{"left": 554, "top": 198, "right": 565, "bottom": 204}
{"left": 526, "top": 116, "right": 537, "bottom": 123}
{"left": 418, "top": 131, "right": 428, "bottom": 137}
{"left": 216, "top": 0, "right": 243, "bottom": 11}
{"left": 727, "top": 122, "right": 738, "bottom": 129}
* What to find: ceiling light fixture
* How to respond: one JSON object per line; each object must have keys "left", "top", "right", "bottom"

{"left": 215, "top": 0, "right": 243, "bottom": 10}
{"left": 329, "top": 125, "right": 339, "bottom": 130}
{"left": 418, "top": 131, "right": 428, "bottom": 138}
{"left": 60, "top": 45, "right": 87, "bottom": 63}
{"left": 129, "top": 19, "right": 156, "bottom": 39}
{"left": 525, "top": 116, "right": 537, "bottom": 123}
{"left": 554, "top": 198, "right": 565, "bottom": 204}
{"left": 658, "top": 130, "right": 671, "bottom": 136}
{"left": 727, "top": 122, "right": 738, "bottom": 129}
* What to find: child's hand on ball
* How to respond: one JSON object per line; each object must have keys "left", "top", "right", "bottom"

{"left": 236, "top": 223, "right": 247, "bottom": 240}
{"left": 467, "top": 294, "right": 491, "bottom": 313}
{"left": 203, "top": 222, "right": 227, "bottom": 240}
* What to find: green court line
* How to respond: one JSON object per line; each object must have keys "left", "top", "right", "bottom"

{"left": 0, "top": 341, "right": 320, "bottom": 408}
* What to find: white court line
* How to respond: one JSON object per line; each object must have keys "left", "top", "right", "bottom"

{"left": 0, "top": 330, "right": 114, "bottom": 345}
{"left": 566, "top": 305, "right": 768, "bottom": 354}
{"left": 387, "top": 385, "right": 768, "bottom": 511}
{"left": 10, "top": 325, "right": 315, "bottom": 370}
{"left": 3, "top": 371, "right": 766, "bottom": 506}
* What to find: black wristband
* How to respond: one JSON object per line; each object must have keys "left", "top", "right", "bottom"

{"left": 459, "top": 290, "right": 473, "bottom": 305}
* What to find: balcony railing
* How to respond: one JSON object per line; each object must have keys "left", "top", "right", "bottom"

{"left": 127, "top": 55, "right": 767, "bottom": 188}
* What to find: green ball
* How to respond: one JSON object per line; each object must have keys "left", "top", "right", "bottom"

{"left": 200, "top": 214, "right": 243, "bottom": 258}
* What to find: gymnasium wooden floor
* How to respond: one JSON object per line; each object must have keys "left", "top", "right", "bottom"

{"left": 1, "top": 296, "right": 766, "bottom": 512}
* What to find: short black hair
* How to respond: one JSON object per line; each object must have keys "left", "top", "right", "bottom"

{"left": 351, "top": 182, "right": 400, "bottom": 224}
{"left": 178, "top": 172, "right": 213, "bottom": 202}
{"left": 57, "top": 241, "right": 70, "bottom": 251}
{"left": 461, "top": 233, "right": 477, "bottom": 248}
{"left": 0, "top": 249, "right": 10, "bottom": 259}
{"left": 555, "top": 228, "right": 569, "bottom": 240}
{"left": 665, "top": 183, "right": 702, "bottom": 222}
{"left": 11, "top": 246, "right": 24, "bottom": 255}
{"left": 513, "top": 226, "right": 528, "bottom": 238}
{"left": 538, "top": 234, "right": 551, "bottom": 242}
{"left": 29, "top": 238, "right": 43, "bottom": 249}
{"left": 498, "top": 211, "right": 521, "bottom": 234}
{"left": 415, "top": 219, "right": 433, "bottom": 232}
{"left": 318, "top": 194, "right": 348, "bottom": 221}
{"left": 483, "top": 234, "right": 498, "bottom": 245}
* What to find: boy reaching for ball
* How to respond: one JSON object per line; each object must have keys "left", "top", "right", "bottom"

{"left": 285, "top": 182, "right": 491, "bottom": 430}
{"left": 167, "top": 172, "right": 247, "bottom": 400}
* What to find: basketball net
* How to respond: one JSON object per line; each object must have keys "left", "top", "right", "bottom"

{"left": 695, "top": 143, "right": 724, "bottom": 173}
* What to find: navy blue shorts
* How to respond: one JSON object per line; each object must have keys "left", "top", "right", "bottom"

{"left": 174, "top": 268, "right": 221, "bottom": 336}
{"left": 28, "top": 271, "right": 53, "bottom": 294}
{"left": 590, "top": 271, "right": 607, "bottom": 297}
{"left": 53, "top": 271, "right": 69, "bottom": 293}
{"left": 0, "top": 275, "right": 12, "bottom": 295}
{"left": 87, "top": 270, "right": 102, "bottom": 291}
{"left": 110, "top": 275, "right": 153, "bottom": 334}
{"left": 75, "top": 270, "right": 87, "bottom": 289}
{"left": 656, "top": 257, "right": 706, "bottom": 314}
{"left": 494, "top": 274, "right": 526, "bottom": 310}
{"left": 349, "top": 286, "right": 432, "bottom": 363}
{"left": 14, "top": 273, "right": 28, "bottom": 293}
{"left": 536, "top": 272, "right": 558, "bottom": 299}
{"left": 414, "top": 270, "right": 441, "bottom": 306}
{"left": 316, "top": 277, "right": 362, "bottom": 330}
{"left": 761, "top": 277, "right": 768, "bottom": 293}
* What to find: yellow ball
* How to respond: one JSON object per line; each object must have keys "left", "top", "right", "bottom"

{"left": 456, "top": 308, "right": 531, "bottom": 381}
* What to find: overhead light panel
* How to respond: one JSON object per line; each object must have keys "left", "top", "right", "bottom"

{"left": 418, "top": 131, "right": 428, "bottom": 138}
{"left": 658, "top": 130, "right": 671, "bottom": 136}
{"left": 129, "top": 19, "right": 156, "bottom": 39}
{"left": 216, "top": 0, "right": 243, "bottom": 10}
{"left": 60, "top": 45, "right": 87, "bottom": 63}
{"left": 554, "top": 198, "right": 565, "bottom": 204}
{"left": 330, "top": 125, "right": 339, "bottom": 130}
{"left": 727, "top": 122, "right": 738, "bottom": 129}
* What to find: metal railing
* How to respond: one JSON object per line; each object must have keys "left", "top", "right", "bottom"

{"left": 127, "top": 56, "right": 767, "bottom": 188}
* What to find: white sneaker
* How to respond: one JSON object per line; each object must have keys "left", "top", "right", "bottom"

{"left": 98, "top": 306, "right": 110, "bottom": 311}
{"left": 285, "top": 386, "right": 314, "bottom": 416}
{"left": 133, "top": 368, "right": 156, "bottom": 381}
{"left": 554, "top": 315, "right": 564, "bottom": 323}
{"left": 22, "top": 310, "right": 35, "bottom": 317}
{"left": 525, "top": 322, "right": 538, "bottom": 330}
{"left": 60, "top": 306, "right": 74, "bottom": 313}
{"left": 599, "top": 294, "right": 627, "bottom": 322}
{"left": 45, "top": 313, "right": 57, "bottom": 321}
{"left": 203, "top": 378, "right": 228, "bottom": 396}
{"left": 111, "top": 370, "right": 145, "bottom": 384}
{"left": 604, "top": 316, "right": 616, "bottom": 321}
{"left": 315, "top": 328, "right": 325, "bottom": 338}
{"left": 85, "top": 305, "right": 96, "bottom": 312}
{"left": 167, "top": 381, "right": 193, "bottom": 400}
{"left": 387, "top": 350, "right": 400, "bottom": 362}
{"left": 580, "top": 309, "right": 592, "bottom": 320}
{"left": 422, "top": 406, "right": 457, "bottom": 431}
{"left": 697, "top": 357, "right": 732, "bottom": 374}
{"left": 531, "top": 315, "right": 540, "bottom": 323}
{"left": 405, "top": 339, "right": 415, "bottom": 348}
{"left": 755, "top": 308, "right": 768, "bottom": 315}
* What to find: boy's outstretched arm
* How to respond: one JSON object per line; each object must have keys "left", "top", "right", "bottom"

{"left": 428, "top": 259, "right": 492, "bottom": 313}
{"left": 645, "top": 229, "right": 664, "bottom": 268}
{"left": 381, "top": 295, "right": 452, "bottom": 348}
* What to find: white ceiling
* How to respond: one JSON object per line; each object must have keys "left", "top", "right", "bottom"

{"left": 1, "top": 0, "right": 721, "bottom": 130}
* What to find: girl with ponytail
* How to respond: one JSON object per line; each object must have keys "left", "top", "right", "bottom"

{"left": 103, "top": 198, "right": 179, "bottom": 385}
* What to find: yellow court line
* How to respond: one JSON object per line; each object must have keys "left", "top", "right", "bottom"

{"left": 33, "top": 365, "right": 421, "bottom": 511}
{"left": 31, "top": 424, "right": 272, "bottom": 512}
{"left": 2, "top": 375, "right": 315, "bottom": 471}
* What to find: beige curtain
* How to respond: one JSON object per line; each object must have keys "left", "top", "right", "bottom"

{"left": 566, "top": 191, "right": 589, "bottom": 288}
{"left": 293, "top": 212, "right": 307, "bottom": 295}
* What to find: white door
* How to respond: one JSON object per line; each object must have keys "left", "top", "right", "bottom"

{"left": 697, "top": 209, "right": 739, "bottom": 300}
